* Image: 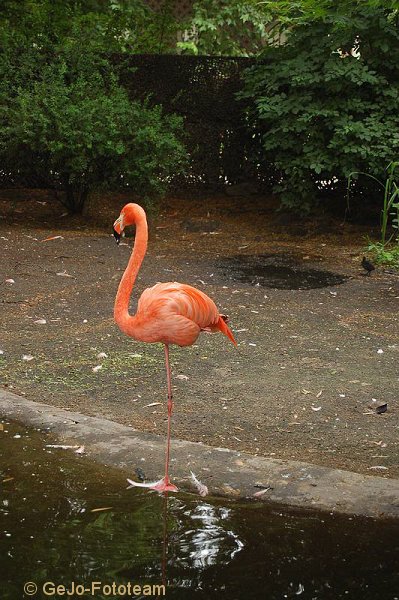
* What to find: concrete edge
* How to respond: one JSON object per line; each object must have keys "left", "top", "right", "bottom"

{"left": 1, "top": 390, "right": 398, "bottom": 519}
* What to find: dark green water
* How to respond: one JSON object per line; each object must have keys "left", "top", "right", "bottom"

{"left": 1, "top": 420, "right": 399, "bottom": 600}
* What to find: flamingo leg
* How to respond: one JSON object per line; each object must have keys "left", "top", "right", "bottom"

{"left": 159, "top": 343, "right": 178, "bottom": 492}
{"left": 127, "top": 344, "right": 178, "bottom": 494}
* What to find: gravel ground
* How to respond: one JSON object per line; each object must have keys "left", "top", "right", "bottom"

{"left": 1, "top": 189, "right": 398, "bottom": 478}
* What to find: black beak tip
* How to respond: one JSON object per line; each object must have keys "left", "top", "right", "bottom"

{"left": 113, "top": 228, "right": 121, "bottom": 245}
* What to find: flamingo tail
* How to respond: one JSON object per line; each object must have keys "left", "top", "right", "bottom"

{"left": 217, "top": 315, "right": 237, "bottom": 347}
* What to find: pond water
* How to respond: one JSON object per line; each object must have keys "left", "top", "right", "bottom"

{"left": 217, "top": 254, "right": 347, "bottom": 290}
{"left": 1, "top": 420, "right": 399, "bottom": 600}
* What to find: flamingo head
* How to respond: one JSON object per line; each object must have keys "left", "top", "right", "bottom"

{"left": 113, "top": 203, "right": 145, "bottom": 244}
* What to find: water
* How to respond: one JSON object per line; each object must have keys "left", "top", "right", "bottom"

{"left": 1, "top": 420, "right": 399, "bottom": 600}
{"left": 217, "top": 254, "right": 347, "bottom": 290}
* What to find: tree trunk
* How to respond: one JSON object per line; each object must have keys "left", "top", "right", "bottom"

{"left": 64, "top": 180, "right": 89, "bottom": 214}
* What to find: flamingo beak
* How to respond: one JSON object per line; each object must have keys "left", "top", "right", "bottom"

{"left": 113, "top": 227, "right": 121, "bottom": 244}
{"left": 113, "top": 216, "right": 124, "bottom": 245}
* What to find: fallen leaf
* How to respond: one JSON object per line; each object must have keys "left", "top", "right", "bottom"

{"left": 41, "top": 235, "right": 64, "bottom": 242}
{"left": 22, "top": 354, "right": 34, "bottom": 361}
{"left": 368, "top": 465, "right": 388, "bottom": 471}
{"left": 56, "top": 271, "right": 74, "bottom": 278}
{"left": 34, "top": 318, "right": 47, "bottom": 325}
{"left": 46, "top": 444, "right": 80, "bottom": 450}
{"left": 92, "top": 365, "right": 102, "bottom": 373}
{"left": 5, "top": 278, "right": 15, "bottom": 284}
{"left": 175, "top": 374, "right": 189, "bottom": 380}
{"left": 371, "top": 455, "right": 389, "bottom": 459}
{"left": 75, "top": 445, "right": 85, "bottom": 454}
{"left": 96, "top": 352, "right": 108, "bottom": 359}
{"left": 254, "top": 487, "right": 272, "bottom": 497}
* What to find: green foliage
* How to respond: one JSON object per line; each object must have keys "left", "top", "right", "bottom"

{"left": 255, "top": 0, "right": 399, "bottom": 27}
{"left": 0, "top": 40, "right": 187, "bottom": 212}
{"left": 1, "top": 0, "right": 270, "bottom": 57}
{"left": 0, "top": 0, "right": 178, "bottom": 54}
{"left": 240, "top": 3, "right": 399, "bottom": 210}
{"left": 366, "top": 242, "right": 399, "bottom": 268}
{"left": 177, "top": 0, "right": 272, "bottom": 56}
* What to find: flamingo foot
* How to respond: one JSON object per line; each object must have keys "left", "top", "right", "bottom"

{"left": 152, "top": 477, "right": 178, "bottom": 493}
{"left": 127, "top": 477, "right": 178, "bottom": 493}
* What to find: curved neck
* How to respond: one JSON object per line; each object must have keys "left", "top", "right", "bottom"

{"left": 114, "top": 209, "right": 148, "bottom": 329}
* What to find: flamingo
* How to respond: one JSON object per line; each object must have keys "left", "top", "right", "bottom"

{"left": 113, "top": 203, "right": 236, "bottom": 493}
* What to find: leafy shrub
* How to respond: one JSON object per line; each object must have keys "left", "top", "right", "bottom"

{"left": 0, "top": 41, "right": 187, "bottom": 212}
{"left": 240, "top": 5, "right": 399, "bottom": 211}
{"left": 366, "top": 242, "right": 399, "bottom": 269}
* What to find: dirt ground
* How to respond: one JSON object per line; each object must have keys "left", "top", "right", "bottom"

{"left": 1, "top": 189, "right": 398, "bottom": 478}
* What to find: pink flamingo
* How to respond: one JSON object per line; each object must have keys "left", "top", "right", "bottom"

{"left": 113, "top": 203, "right": 236, "bottom": 493}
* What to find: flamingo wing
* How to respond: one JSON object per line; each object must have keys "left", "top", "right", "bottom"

{"left": 134, "top": 282, "right": 236, "bottom": 347}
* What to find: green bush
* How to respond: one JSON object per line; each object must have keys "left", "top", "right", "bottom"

{"left": 0, "top": 41, "right": 187, "bottom": 212}
{"left": 240, "top": 5, "right": 399, "bottom": 211}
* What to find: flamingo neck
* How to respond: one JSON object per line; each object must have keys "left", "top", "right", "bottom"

{"left": 114, "top": 209, "right": 148, "bottom": 333}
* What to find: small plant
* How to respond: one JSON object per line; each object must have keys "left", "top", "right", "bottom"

{"left": 348, "top": 161, "right": 399, "bottom": 244}
{"left": 365, "top": 242, "right": 399, "bottom": 268}
{"left": 348, "top": 161, "right": 399, "bottom": 268}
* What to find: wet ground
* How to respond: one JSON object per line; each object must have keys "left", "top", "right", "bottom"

{"left": 0, "top": 190, "right": 398, "bottom": 478}
{"left": 217, "top": 253, "right": 347, "bottom": 290}
{"left": 2, "top": 420, "right": 399, "bottom": 600}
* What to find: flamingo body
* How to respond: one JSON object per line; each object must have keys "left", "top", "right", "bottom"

{"left": 112, "top": 203, "right": 236, "bottom": 493}
{"left": 121, "top": 281, "right": 234, "bottom": 347}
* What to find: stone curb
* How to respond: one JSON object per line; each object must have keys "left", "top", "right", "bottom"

{"left": 1, "top": 390, "right": 398, "bottom": 518}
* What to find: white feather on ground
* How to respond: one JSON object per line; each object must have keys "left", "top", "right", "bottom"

{"left": 126, "top": 477, "right": 165, "bottom": 489}
{"left": 190, "top": 471, "right": 209, "bottom": 497}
